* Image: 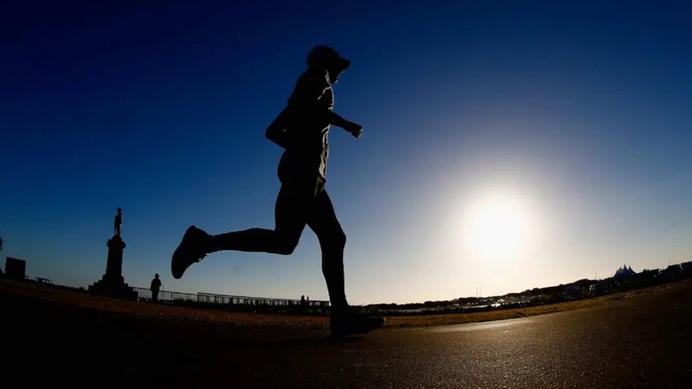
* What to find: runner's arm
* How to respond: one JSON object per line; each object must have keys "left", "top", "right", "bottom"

{"left": 265, "top": 108, "right": 292, "bottom": 148}
{"left": 322, "top": 109, "right": 362, "bottom": 138}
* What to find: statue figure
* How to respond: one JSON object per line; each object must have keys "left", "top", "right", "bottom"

{"left": 114, "top": 207, "right": 123, "bottom": 237}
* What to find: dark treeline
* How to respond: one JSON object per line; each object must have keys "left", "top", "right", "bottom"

{"left": 363, "top": 261, "right": 692, "bottom": 317}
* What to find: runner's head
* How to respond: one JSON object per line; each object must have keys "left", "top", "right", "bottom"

{"left": 307, "top": 45, "right": 350, "bottom": 83}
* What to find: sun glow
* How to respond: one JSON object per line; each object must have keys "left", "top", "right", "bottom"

{"left": 462, "top": 193, "right": 532, "bottom": 260}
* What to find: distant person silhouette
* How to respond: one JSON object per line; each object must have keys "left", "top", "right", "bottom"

{"left": 114, "top": 208, "right": 123, "bottom": 237}
{"left": 300, "top": 294, "right": 307, "bottom": 313}
{"left": 171, "top": 45, "right": 384, "bottom": 337}
{"left": 150, "top": 273, "right": 162, "bottom": 302}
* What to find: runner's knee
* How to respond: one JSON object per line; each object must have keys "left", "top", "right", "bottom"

{"left": 321, "top": 229, "right": 346, "bottom": 250}
{"left": 335, "top": 230, "right": 346, "bottom": 249}
{"left": 274, "top": 235, "right": 300, "bottom": 255}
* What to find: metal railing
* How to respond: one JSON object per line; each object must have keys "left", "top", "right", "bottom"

{"left": 132, "top": 287, "right": 329, "bottom": 308}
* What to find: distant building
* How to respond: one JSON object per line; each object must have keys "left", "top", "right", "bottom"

{"left": 5, "top": 257, "right": 26, "bottom": 280}
{"left": 614, "top": 264, "right": 635, "bottom": 279}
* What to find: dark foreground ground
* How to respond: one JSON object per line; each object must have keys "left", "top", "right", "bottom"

{"left": 2, "top": 278, "right": 692, "bottom": 388}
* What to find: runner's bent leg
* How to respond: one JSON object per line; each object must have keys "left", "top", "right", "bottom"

{"left": 206, "top": 185, "right": 308, "bottom": 254}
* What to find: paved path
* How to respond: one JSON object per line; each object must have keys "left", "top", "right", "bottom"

{"left": 4, "top": 279, "right": 691, "bottom": 388}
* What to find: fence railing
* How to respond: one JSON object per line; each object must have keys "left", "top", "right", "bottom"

{"left": 131, "top": 287, "right": 329, "bottom": 308}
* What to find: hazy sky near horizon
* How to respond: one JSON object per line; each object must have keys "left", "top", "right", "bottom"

{"left": 2, "top": 0, "right": 691, "bottom": 305}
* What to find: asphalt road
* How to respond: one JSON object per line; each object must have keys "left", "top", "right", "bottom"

{"left": 4, "top": 279, "right": 691, "bottom": 388}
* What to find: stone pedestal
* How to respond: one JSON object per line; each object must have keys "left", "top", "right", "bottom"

{"left": 88, "top": 235, "right": 138, "bottom": 300}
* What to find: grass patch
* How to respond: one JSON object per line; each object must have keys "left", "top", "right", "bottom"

{"left": 382, "top": 286, "right": 666, "bottom": 328}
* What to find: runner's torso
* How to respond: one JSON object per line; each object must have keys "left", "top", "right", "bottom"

{"left": 278, "top": 69, "right": 333, "bottom": 188}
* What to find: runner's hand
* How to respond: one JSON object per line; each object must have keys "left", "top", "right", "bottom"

{"left": 347, "top": 122, "right": 363, "bottom": 139}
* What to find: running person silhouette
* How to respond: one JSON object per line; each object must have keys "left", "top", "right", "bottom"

{"left": 171, "top": 45, "right": 384, "bottom": 337}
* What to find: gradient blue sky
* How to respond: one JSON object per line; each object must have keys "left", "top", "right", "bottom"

{"left": 2, "top": 0, "right": 691, "bottom": 305}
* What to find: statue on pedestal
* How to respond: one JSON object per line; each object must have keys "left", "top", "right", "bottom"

{"left": 89, "top": 207, "right": 137, "bottom": 300}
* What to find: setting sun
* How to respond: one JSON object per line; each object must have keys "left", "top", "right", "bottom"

{"left": 463, "top": 193, "right": 532, "bottom": 260}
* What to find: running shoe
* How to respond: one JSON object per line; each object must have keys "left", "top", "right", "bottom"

{"left": 171, "top": 225, "right": 208, "bottom": 279}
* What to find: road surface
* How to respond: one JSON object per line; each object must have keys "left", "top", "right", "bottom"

{"left": 3, "top": 279, "right": 691, "bottom": 388}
